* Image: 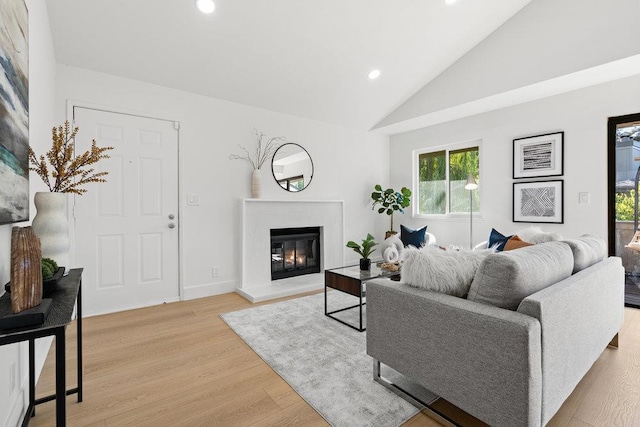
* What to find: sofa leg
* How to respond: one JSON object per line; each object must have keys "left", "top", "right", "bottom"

{"left": 372, "top": 359, "right": 458, "bottom": 426}
{"left": 608, "top": 333, "right": 619, "bottom": 348}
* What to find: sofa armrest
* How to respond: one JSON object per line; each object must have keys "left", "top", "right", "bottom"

{"left": 366, "top": 279, "right": 542, "bottom": 427}
{"left": 517, "top": 256, "right": 624, "bottom": 424}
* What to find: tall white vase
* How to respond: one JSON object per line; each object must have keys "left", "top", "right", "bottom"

{"left": 32, "top": 192, "right": 70, "bottom": 268}
{"left": 251, "top": 169, "right": 262, "bottom": 198}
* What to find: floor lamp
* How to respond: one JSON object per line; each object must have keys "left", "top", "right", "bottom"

{"left": 465, "top": 174, "right": 478, "bottom": 249}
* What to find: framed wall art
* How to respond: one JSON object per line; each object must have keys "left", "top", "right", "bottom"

{"left": 513, "top": 131, "right": 563, "bottom": 179}
{"left": 0, "top": 0, "right": 29, "bottom": 225}
{"left": 513, "top": 180, "right": 563, "bottom": 224}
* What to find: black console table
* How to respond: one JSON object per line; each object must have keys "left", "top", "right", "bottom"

{"left": 0, "top": 268, "right": 83, "bottom": 427}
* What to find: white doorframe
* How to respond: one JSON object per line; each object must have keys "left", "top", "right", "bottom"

{"left": 66, "top": 99, "right": 185, "bottom": 302}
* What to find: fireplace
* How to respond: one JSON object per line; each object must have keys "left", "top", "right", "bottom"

{"left": 271, "top": 227, "right": 321, "bottom": 280}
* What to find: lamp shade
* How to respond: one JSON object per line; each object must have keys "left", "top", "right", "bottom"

{"left": 465, "top": 174, "right": 478, "bottom": 190}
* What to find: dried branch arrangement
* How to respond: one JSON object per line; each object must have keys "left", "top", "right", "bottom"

{"left": 28, "top": 121, "right": 114, "bottom": 195}
{"left": 229, "top": 129, "right": 287, "bottom": 170}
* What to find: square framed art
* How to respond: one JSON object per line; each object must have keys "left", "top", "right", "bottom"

{"left": 513, "top": 180, "right": 563, "bottom": 224}
{"left": 513, "top": 132, "right": 563, "bottom": 179}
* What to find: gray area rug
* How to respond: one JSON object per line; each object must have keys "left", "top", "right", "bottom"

{"left": 221, "top": 291, "right": 431, "bottom": 427}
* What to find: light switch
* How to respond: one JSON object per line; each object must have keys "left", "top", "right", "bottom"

{"left": 187, "top": 194, "right": 200, "bottom": 206}
{"left": 579, "top": 192, "right": 590, "bottom": 204}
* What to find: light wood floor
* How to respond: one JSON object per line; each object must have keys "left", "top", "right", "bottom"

{"left": 30, "top": 293, "right": 640, "bottom": 426}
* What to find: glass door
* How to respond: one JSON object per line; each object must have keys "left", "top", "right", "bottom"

{"left": 609, "top": 113, "right": 640, "bottom": 307}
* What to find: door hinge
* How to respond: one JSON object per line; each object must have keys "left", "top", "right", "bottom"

{"left": 72, "top": 204, "right": 76, "bottom": 218}
{"left": 174, "top": 121, "right": 180, "bottom": 130}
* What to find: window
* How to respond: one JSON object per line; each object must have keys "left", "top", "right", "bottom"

{"left": 277, "top": 175, "right": 305, "bottom": 192}
{"left": 415, "top": 143, "right": 480, "bottom": 215}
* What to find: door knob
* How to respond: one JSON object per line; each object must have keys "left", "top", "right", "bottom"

{"left": 168, "top": 214, "right": 175, "bottom": 220}
{"left": 168, "top": 223, "right": 176, "bottom": 229}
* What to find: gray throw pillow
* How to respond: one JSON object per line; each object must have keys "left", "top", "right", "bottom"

{"left": 562, "top": 234, "right": 607, "bottom": 274}
{"left": 467, "top": 241, "right": 574, "bottom": 310}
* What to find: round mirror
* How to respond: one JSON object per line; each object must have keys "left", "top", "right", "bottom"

{"left": 271, "top": 143, "right": 314, "bottom": 192}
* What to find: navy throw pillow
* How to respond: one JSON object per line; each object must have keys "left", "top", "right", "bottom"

{"left": 400, "top": 224, "right": 428, "bottom": 248}
{"left": 488, "top": 228, "right": 512, "bottom": 252}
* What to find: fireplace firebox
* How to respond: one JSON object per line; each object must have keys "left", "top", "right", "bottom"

{"left": 271, "top": 227, "right": 321, "bottom": 280}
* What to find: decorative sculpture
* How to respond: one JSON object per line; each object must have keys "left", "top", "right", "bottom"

{"left": 380, "top": 234, "right": 404, "bottom": 263}
{"left": 10, "top": 226, "right": 43, "bottom": 313}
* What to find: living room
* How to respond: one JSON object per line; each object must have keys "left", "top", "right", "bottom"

{"left": 1, "top": 0, "right": 639, "bottom": 425}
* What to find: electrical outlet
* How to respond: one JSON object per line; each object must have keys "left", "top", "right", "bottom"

{"left": 212, "top": 266, "right": 220, "bottom": 278}
{"left": 9, "top": 363, "right": 16, "bottom": 392}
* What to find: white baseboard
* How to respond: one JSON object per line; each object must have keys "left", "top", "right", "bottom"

{"left": 181, "top": 280, "right": 238, "bottom": 300}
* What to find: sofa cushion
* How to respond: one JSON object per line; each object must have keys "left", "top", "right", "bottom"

{"left": 467, "top": 241, "right": 574, "bottom": 310}
{"left": 401, "top": 246, "right": 493, "bottom": 297}
{"left": 562, "top": 235, "right": 607, "bottom": 274}
{"left": 400, "top": 224, "right": 428, "bottom": 248}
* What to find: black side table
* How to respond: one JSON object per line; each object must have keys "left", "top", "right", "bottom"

{"left": 325, "top": 264, "right": 396, "bottom": 331}
{"left": 0, "top": 268, "right": 83, "bottom": 427}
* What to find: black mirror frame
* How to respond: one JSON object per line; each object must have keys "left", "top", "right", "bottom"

{"left": 271, "top": 143, "right": 314, "bottom": 192}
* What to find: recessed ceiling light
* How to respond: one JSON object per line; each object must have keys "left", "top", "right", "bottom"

{"left": 368, "top": 69, "right": 381, "bottom": 80}
{"left": 445, "top": 0, "right": 457, "bottom": 4}
{"left": 196, "top": 0, "right": 215, "bottom": 14}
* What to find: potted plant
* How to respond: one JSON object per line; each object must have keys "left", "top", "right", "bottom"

{"left": 346, "top": 233, "right": 378, "bottom": 270}
{"left": 371, "top": 185, "right": 412, "bottom": 238}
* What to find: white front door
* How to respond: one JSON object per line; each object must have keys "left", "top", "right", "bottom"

{"left": 73, "top": 107, "right": 180, "bottom": 316}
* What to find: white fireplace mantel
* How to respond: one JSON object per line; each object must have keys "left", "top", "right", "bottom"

{"left": 238, "top": 199, "right": 345, "bottom": 302}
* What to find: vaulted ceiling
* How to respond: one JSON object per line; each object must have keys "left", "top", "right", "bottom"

{"left": 47, "top": 0, "right": 531, "bottom": 131}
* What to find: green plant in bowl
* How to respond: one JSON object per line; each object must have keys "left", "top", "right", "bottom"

{"left": 42, "top": 257, "right": 59, "bottom": 280}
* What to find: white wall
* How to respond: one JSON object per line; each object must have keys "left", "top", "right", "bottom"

{"left": 0, "top": 0, "right": 56, "bottom": 425}
{"left": 390, "top": 74, "right": 640, "bottom": 248}
{"left": 377, "top": 0, "right": 640, "bottom": 129}
{"left": 55, "top": 65, "right": 389, "bottom": 300}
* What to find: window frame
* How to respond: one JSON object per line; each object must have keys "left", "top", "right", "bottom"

{"left": 412, "top": 139, "right": 483, "bottom": 219}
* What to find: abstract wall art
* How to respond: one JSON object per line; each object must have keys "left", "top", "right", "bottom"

{"left": 513, "top": 180, "right": 563, "bottom": 224}
{"left": 513, "top": 132, "right": 563, "bottom": 179}
{"left": 0, "top": 0, "right": 29, "bottom": 225}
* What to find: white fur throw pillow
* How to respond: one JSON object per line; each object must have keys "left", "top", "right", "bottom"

{"left": 515, "top": 226, "right": 562, "bottom": 244}
{"left": 401, "top": 246, "right": 494, "bottom": 297}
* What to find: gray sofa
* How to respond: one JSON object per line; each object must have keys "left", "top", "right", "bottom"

{"left": 366, "top": 238, "right": 624, "bottom": 426}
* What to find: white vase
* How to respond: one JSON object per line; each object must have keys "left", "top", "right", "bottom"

{"left": 251, "top": 169, "right": 261, "bottom": 198}
{"left": 32, "top": 192, "right": 70, "bottom": 268}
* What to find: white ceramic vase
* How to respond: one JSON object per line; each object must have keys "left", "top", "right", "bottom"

{"left": 251, "top": 169, "right": 261, "bottom": 198}
{"left": 32, "top": 192, "right": 70, "bottom": 268}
